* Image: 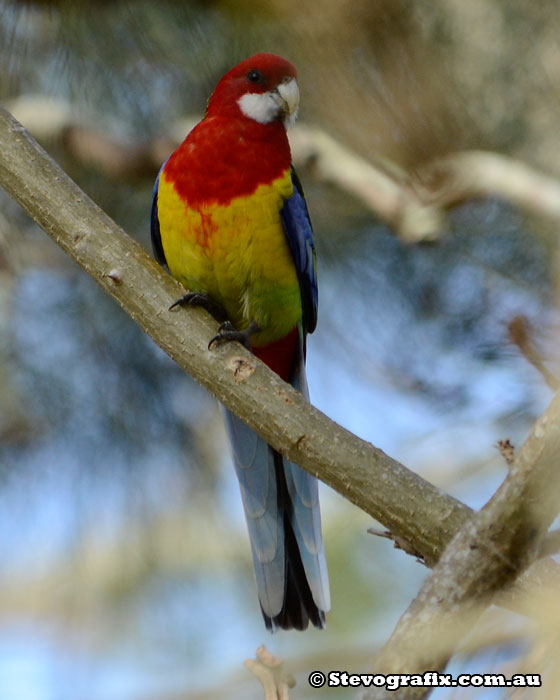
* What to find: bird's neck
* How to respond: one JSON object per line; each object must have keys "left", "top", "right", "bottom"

{"left": 165, "top": 116, "right": 292, "bottom": 207}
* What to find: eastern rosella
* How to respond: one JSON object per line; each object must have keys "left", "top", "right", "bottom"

{"left": 151, "top": 53, "right": 330, "bottom": 631}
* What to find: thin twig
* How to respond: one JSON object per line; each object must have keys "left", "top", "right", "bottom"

{"left": 244, "top": 646, "right": 295, "bottom": 700}
{"left": 496, "top": 438, "right": 515, "bottom": 469}
{"left": 508, "top": 315, "right": 559, "bottom": 391}
{"left": 367, "top": 528, "right": 426, "bottom": 562}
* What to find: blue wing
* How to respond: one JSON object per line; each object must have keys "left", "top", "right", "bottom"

{"left": 280, "top": 167, "right": 318, "bottom": 337}
{"left": 150, "top": 162, "right": 168, "bottom": 267}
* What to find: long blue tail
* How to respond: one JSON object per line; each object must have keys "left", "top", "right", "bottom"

{"left": 223, "top": 344, "right": 330, "bottom": 630}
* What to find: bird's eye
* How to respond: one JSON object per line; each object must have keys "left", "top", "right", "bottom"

{"left": 247, "top": 69, "right": 263, "bottom": 83}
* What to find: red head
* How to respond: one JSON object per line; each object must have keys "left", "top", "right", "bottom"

{"left": 164, "top": 54, "right": 297, "bottom": 206}
{"left": 206, "top": 53, "right": 299, "bottom": 128}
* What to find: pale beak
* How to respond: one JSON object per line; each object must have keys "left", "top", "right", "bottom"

{"left": 276, "top": 78, "right": 300, "bottom": 127}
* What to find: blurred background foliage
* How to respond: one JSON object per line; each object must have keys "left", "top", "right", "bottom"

{"left": 1, "top": 0, "right": 560, "bottom": 698}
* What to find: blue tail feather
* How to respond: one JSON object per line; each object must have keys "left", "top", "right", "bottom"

{"left": 223, "top": 336, "right": 330, "bottom": 631}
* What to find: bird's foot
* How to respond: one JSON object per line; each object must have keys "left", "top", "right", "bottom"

{"left": 208, "top": 320, "right": 261, "bottom": 352}
{"left": 169, "top": 292, "right": 228, "bottom": 322}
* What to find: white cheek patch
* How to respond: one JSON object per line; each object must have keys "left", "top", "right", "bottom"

{"left": 237, "top": 92, "right": 283, "bottom": 124}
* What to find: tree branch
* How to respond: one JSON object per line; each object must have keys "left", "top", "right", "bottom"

{"left": 1, "top": 104, "right": 559, "bottom": 614}
{"left": 411, "top": 150, "right": 560, "bottom": 222}
{"left": 361, "top": 389, "right": 560, "bottom": 699}
{"left": 288, "top": 125, "right": 445, "bottom": 243}
{"left": 12, "top": 96, "right": 560, "bottom": 246}
{"left": 4, "top": 95, "right": 445, "bottom": 242}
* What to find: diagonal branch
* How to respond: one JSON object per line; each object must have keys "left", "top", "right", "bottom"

{"left": 1, "top": 104, "right": 559, "bottom": 613}
{"left": 0, "top": 104, "right": 466, "bottom": 563}
{"left": 360, "top": 391, "right": 560, "bottom": 699}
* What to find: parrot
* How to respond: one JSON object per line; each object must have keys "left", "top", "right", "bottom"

{"left": 150, "top": 53, "right": 330, "bottom": 631}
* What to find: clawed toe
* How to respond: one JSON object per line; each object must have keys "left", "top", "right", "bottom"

{"left": 169, "top": 293, "right": 260, "bottom": 352}
{"left": 169, "top": 292, "right": 228, "bottom": 321}
{"left": 208, "top": 320, "right": 260, "bottom": 351}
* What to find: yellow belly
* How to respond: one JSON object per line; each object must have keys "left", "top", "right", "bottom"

{"left": 157, "top": 169, "right": 302, "bottom": 346}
